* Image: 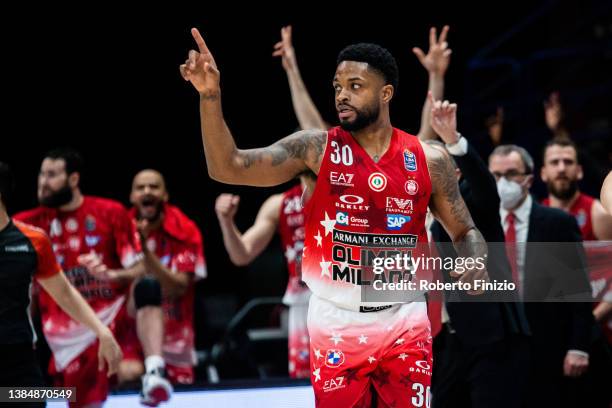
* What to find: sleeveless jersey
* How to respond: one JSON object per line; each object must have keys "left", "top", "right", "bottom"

{"left": 278, "top": 184, "right": 311, "bottom": 305}
{"left": 302, "top": 127, "right": 431, "bottom": 310}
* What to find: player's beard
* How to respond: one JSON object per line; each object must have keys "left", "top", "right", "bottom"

{"left": 548, "top": 179, "right": 579, "bottom": 200}
{"left": 39, "top": 184, "right": 73, "bottom": 208}
{"left": 138, "top": 199, "right": 163, "bottom": 222}
{"left": 340, "top": 103, "right": 380, "bottom": 132}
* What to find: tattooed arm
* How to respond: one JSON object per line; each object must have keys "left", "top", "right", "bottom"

{"left": 180, "top": 28, "right": 326, "bottom": 186}
{"left": 423, "top": 142, "right": 489, "bottom": 294}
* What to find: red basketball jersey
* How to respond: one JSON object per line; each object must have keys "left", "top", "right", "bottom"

{"left": 278, "top": 184, "right": 311, "bottom": 305}
{"left": 302, "top": 127, "right": 431, "bottom": 310}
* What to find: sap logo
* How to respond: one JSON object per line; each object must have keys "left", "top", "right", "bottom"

{"left": 323, "top": 376, "right": 346, "bottom": 392}
{"left": 330, "top": 172, "right": 355, "bottom": 187}
{"left": 325, "top": 349, "right": 345, "bottom": 368}
{"left": 336, "top": 212, "right": 349, "bottom": 226}
{"left": 385, "top": 197, "right": 413, "bottom": 214}
{"left": 387, "top": 214, "right": 411, "bottom": 230}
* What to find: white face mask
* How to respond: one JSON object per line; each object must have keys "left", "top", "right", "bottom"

{"left": 497, "top": 177, "right": 525, "bottom": 210}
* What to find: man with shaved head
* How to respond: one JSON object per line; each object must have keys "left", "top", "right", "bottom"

{"left": 127, "top": 169, "right": 206, "bottom": 398}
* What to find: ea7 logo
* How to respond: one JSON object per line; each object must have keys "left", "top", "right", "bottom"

{"left": 330, "top": 172, "right": 355, "bottom": 186}
{"left": 386, "top": 197, "right": 413, "bottom": 211}
{"left": 323, "top": 376, "right": 346, "bottom": 392}
{"left": 387, "top": 214, "right": 411, "bottom": 230}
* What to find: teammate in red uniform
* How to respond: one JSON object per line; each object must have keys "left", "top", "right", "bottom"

{"left": 216, "top": 173, "right": 315, "bottom": 379}
{"left": 1, "top": 162, "right": 122, "bottom": 406}
{"left": 127, "top": 169, "right": 206, "bottom": 387}
{"left": 541, "top": 138, "right": 612, "bottom": 342}
{"left": 181, "top": 29, "right": 488, "bottom": 407}
{"left": 14, "top": 149, "right": 168, "bottom": 407}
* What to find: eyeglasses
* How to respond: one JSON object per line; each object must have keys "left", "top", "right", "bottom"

{"left": 491, "top": 170, "right": 530, "bottom": 181}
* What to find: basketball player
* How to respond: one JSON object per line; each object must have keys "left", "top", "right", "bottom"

{"left": 127, "top": 169, "right": 206, "bottom": 388}
{"left": 216, "top": 172, "right": 315, "bottom": 379}
{"left": 180, "top": 29, "right": 488, "bottom": 407}
{"left": 15, "top": 149, "right": 170, "bottom": 407}
{"left": 0, "top": 162, "right": 122, "bottom": 407}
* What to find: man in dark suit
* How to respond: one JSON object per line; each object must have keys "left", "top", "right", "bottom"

{"left": 489, "top": 144, "right": 593, "bottom": 408}
{"left": 425, "top": 98, "right": 531, "bottom": 408}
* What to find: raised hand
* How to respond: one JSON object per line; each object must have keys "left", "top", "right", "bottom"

{"left": 413, "top": 25, "right": 452, "bottom": 76}
{"left": 544, "top": 91, "right": 562, "bottom": 132}
{"left": 180, "top": 28, "right": 221, "bottom": 96}
{"left": 273, "top": 25, "right": 296, "bottom": 72}
{"left": 429, "top": 91, "right": 459, "bottom": 144}
{"left": 78, "top": 251, "right": 118, "bottom": 281}
{"left": 215, "top": 194, "right": 240, "bottom": 222}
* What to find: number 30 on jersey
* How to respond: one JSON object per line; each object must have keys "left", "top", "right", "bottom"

{"left": 330, "top": 141, "right": 354, "bottom": 166}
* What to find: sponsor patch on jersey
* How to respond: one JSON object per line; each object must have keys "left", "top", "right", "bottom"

{"left": 85, "top": 215, "right": 96, "bottom": 232}
{"left": 65, "top": 218, "right": 79, "bottom": 233}
{"left": 385, "top": 197, "right": 414, "bottom": 214}
{"left": 368, "top": 172, "right": 387, "bottom": 192}
{"left": 85, "top": 235, "right": 101, "bottom": 247}
{"left": 386, "top": 214, "right": 411, "bottom": 230}
{"left": 330, "top": 171, "right": 355, "bottom": 187}
{"left": 404, "top": 149, "right": 417, "bottom": 171}
{"left": 325, "top": 350, "right": 345, "bottom": 368}
{"left": 336, "top": 212, "right": 369, "bottom": 228}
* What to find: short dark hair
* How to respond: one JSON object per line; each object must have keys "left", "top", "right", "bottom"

{"left": 543, "top": 137, "right": 579, "bottom": 164}
{"left": 337, "top": 43, "right": 399, "bottom": 90}
{"left": 44, "top": 148, "right": 84, "bottom": 175}
{"left": 0, "top": 162, "right": 14, "bottom": 208}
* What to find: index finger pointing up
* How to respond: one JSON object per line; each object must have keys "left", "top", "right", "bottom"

{"left": 191, "top": 27, "right": 209, "bottom": 53}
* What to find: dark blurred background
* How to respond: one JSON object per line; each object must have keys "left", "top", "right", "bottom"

{"left": 2, "top": 0, "right": 611, "bottom": 369}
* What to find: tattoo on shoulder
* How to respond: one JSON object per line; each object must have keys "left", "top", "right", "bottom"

{"left": 428, "top": 151, "right": 472, "bottom": 226}
{"left": 240, "top": 130, "right": 326, "bottom": 169}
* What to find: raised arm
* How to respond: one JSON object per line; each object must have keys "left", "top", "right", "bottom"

{"left": 429, "top": 95, "right": 499, "bottom": 205}
{"left": 180, "top": 28, "right": 326, "bottom": 186}
{"left": 424, "top": 143, "right": 489, "bottom": 294}
{"left": 273, "top": 25, "right": 328, "bottom": 131}
{"left": 414, "top": 25, "right": 451, "bottom": 141}
{"left": 215, "top": 193, "right": 281, "bottom": 266}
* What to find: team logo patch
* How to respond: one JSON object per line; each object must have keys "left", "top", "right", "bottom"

{"left": 405, "top": 179, "right": 419, "bottom": 195}
{"left": 368, "top": 172, "right": 387, "bottom": 192}
{"left": 325, "top": 349, "right": 345, "bottom": 368}
{"left": 404, "top": 149, "right": 417, "bottom": 171}
{"left": 85, "top": 215, "right": 96, "bottom": 232}
{"left": 386, "top": 214, "right": 411, "bottom": 230}
{"left": 65, "top": 218, "right": 79, "bottom": 233}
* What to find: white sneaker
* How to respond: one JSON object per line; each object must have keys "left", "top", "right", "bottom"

{"left": 140, "top": 368, "right": 173, "bottom": 407}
